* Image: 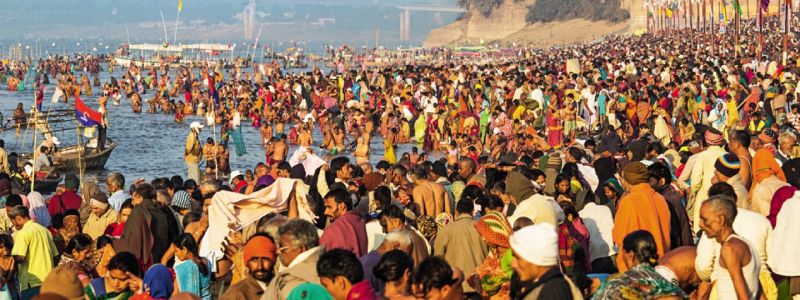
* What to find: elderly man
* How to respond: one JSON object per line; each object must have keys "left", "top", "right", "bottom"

{"left": 698, "top": 196, "right": 761, "bottom": 299}
{"left": 775, "top": 131, "right": 796, "bottom": 165}
{"left": 82, "top": 191, "right": 118, "bottom": 240}
{"left": 106, "top": 172, "right": 129, "bottom": 212}
{"left": 698, "top": 183, "right": 774, "bottom": 300}
{"left": 221, "top": 235, "right": 278, "bottom": 300}
{"left": 613, "top": 162, "right": 671, "bottom": 272}
{"left": 690, "top": 128, "right": 727, "bottom": 233}
{"left": 185, "top": 121, "right": 203, "bottom": 183}
{"left": 510, "top": 223, "right": 581, "bottom": 299}
{"left": 711, "top": 154, "right": 749, "bottom": 208}
{"left": 266, "top": 219, "right": 324, "bottom": 299}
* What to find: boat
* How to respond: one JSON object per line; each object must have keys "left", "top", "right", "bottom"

{"left": 15, "top": 109, "right": 116, "bottom": 173}
{"left": 114, "top": 43, "right": 236, "bottom": 68}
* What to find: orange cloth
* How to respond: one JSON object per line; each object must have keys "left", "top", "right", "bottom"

{"left": 752, "top": 148, "right": 786, "bottom": 186}
{"left": 612, "top": 183, "right": 672, "bottom": 272}
{"left": 243, "top": 236, "right": 277, "bottom": 263}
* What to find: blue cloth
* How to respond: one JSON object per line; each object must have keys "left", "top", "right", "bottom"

{"left": 174, "top": 258, "right": 212, "bottom": 300}
{"left": 144, "top": 264, "right": 174, "bottom": 299}
{"left": 230, "top": 125, "right": 247, "bottom": 157}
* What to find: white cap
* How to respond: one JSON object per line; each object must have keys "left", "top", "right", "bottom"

{"left": 510, "top": 223, "right": 559, "bottom": 267}
{"left": 229, "top": 170, "right": 242, "bottom": 184}
{"left": 51, "top": 136, "right": 60, "bottom": 145}
{"left": 190, "top": 121, "right": 204, "bottom": 130}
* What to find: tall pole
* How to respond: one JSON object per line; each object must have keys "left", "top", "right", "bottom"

{"left": 703, "top": 0, "right": 708, "bottom": 33}
{"left": 735, "top": 0, "right": 741, "bottom": 57}
{"left": 758, "top": 0, "right": 763, "bottom": 59}
{"left": 783, "top": 0, "right": 790, "bottom": 64}
{"left": 160, "top": 10, "right": 169, "bottom": 45}
{"left": 174, "top": 8, "right": 181, "bottom": 45}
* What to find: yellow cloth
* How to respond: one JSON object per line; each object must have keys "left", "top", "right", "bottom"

{"left": 11, "top": 221, "right": 58, "bottom": 291}
{"left": 384, "top": 140, "right": 397, "bottom": 164}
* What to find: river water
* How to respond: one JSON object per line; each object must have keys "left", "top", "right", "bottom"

{"left": 0, "top": 66, "right": 422, "bottom": 186}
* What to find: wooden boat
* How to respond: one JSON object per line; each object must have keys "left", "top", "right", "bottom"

{"left": 33, "top": 175, "right": 63, "bottom": 194}
{"left": 16, "top": 109, "right": 116, "bottom": 173}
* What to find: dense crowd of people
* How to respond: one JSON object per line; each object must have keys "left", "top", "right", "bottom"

{"left": 0, "top": 10, "right": 800, "bottom": 300}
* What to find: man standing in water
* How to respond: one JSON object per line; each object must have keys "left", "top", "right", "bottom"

{"left": 185, "top": 122, "right": 203, "bottom": 183}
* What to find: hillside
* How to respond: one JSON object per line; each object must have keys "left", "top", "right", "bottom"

{"left": 424, "top": 0, "right": 647, "bottom": 47}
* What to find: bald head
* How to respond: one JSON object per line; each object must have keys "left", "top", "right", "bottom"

{"left": 702, "top": 195, "right": 738, "bottom": 227}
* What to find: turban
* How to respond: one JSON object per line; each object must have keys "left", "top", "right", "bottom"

{"left": 704, "top": 129, "right": 724, "bottom": 146}
{"left": 90, "top": 191, "right": 109, "bottom": 210}
{"left": 243, "top": 236, "right": 277, "bottom": 264}
{"left": 510, "top": 224, "right": 559, "bottom": 267}
{"left": 623, "top": 162, "right": 650, "bottom": 185}
{"left": 714, "top": 153, "right": 741, "bottom": 178}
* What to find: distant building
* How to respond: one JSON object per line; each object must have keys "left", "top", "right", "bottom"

{"left": 243, "top": 0, "right": 256, "bottom": 39}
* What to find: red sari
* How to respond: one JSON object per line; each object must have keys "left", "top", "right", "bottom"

{"left": 546, "top": 110, "right": 563, "bottom": 149}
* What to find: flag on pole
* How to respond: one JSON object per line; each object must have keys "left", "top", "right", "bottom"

{"left": 722, "top": 0, "right": 729, "bottom": 22}
{"left": 75, "top": 95, "right": 103, "bottom": 127}
{"left": 761, "top": 0, "right": 771, "bottom": 11}
{"left": 734, "top": 0, "right": 743, "bottom": 15}
{"left": 178, "top": 0, "right": 183, "bottom": 12}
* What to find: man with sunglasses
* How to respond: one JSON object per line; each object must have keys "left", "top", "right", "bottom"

{"left": 266, "top": 219, "right": 324, "bottom": 299}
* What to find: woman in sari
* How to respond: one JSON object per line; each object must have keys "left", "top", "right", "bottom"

{"left": 172, "top": 234, "right": 211, "bottom": 300}
{"left": 546, "top": 105, "right": 563, "bottom": 149}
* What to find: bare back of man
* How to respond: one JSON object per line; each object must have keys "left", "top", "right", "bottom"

{"left": 412, "top": 180, "right": 449, "bottom": 217}
{"left": 272, "top": 140, "right": 288, "bottom": 162}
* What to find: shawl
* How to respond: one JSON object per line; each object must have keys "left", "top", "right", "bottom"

{"left": 319, "top": 210, "right": 368, "bottom": 257}
{"left": 768, "top": 193, "right": 800, "bottom": 277}
{"left": 199, "top": 178, "right": 315, "bottom": 268}
{"left": 113, "top": 199, "right": 155, "bottom": 271}
{"left": 27, "top": 191, "right": 51, "bottom": 228}
{"left": 768, "top": 185, "right": 798, "bottom": 227}
{"left": 79, "top": 180, "right": 100, "bottom": 226}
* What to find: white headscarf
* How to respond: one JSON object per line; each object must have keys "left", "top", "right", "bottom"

{"left": 27, "top": 192, "right": 51, "bottom": 228}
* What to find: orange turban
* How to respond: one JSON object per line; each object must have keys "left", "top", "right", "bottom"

{"left": 243, "top": 236, "right": 277, "bottom": 264}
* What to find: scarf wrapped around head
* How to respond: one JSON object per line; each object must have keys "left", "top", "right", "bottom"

{"left": 769, "top": 185, "right": 798, "bottom": 227}
{"left": 474, "top": 211, "right": 513, "bottom": 248}
{"left": 752, "top": 148, "right": 787, "bottom": 185}
{"left": 704, "top": 129, "right": 724, "bottom": 146}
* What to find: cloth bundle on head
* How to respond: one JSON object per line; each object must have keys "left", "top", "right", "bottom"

{"left": 623, "top": 162, "right": 650, "bottom": 185}
{"left": 510, "top": 223, "right": 559, "bottom": 266}
{"left": 243, "top": 236, "right": 277, "bottom": 264}
{"left": 715, "top": 153, "right": 741, "bottom": 178}
{"left": 171, "top": 190, "right": 191, "bottom": 210}
{"left": 190, "top": 121, "right": 204, "bottom": 130}
{"left": 39, "top": 266, "right": 85, "bottom": 300}
{"left": 474, "top": 211, "right": 513, "bottom": 248}
{"left": 704, "top": 129, "right": 724, "bottom": 146}
{"left": 417, "top": 215, "right": 439, "bottom": 242}
{"left": 90, "top": 190, "right": 109, "bottom": 210}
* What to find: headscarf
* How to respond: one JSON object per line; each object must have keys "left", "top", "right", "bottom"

{"left": 510, "top": 224, "right": 559, "bottom": 266}
{"left": 80, "top": 179, "right": 100, "bottom": 226}
{"left": 474, "top": 211, "right": 512, "bottom": 248}
{"left": 287, "top": 283, "right": 333, "bottom": 300}
{"left": 27, "top": 191, "right": 51, "bottom": 227}
{"left": 752, "top": 148, "right": 787, "bottom": 185}
{"left": 143, "top": 264, "right": 174, "bottom": 300}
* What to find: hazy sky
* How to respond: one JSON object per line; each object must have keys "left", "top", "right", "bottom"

{"left": 0, "top": 0, "right": 459, "bottom": 45}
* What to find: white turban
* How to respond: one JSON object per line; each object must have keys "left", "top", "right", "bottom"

{"left": 510, "top": 224, "right": 559, "bottom": 267}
